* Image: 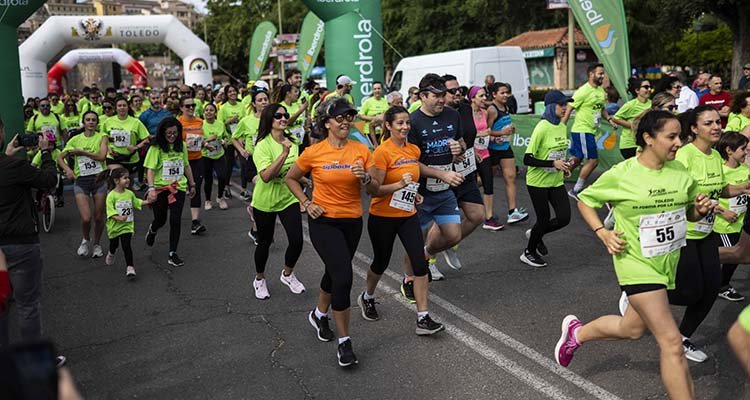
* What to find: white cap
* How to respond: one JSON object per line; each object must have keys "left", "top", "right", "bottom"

{"left": 336, "top": 75, "right": 356, "bottom": 86}
{"left": 253, "top": 80, "right": 270, "bottom": 91}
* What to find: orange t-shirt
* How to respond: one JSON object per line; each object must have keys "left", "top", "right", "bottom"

{"left": 179, "top": 116, "right": 204, "bottom": 160}
{"left": 369, "top": 138, "right": 421, "bottom": 218}
{"left": 295, "top": 139, "right": 374, "bottom": 219}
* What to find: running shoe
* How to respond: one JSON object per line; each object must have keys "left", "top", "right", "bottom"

{"left": 225, "top": 187, "right": 234, "bottom": 199}
{"left": 618, "top": 291, "right": 629, "bottom": 316}
{"left": 524, "top": 229, "right": 548, "bottom": 256}
{"left": 105, "top": 252, "right": 115, "bottom": 266}
{"left": 239, "top": 190, "right": 251, "bottom": 201}
{"left": 358, "top": 292, "right": 379, "bottom": 321}
{"left": 604, "top": 204, "right": 615, "bottom": 230}
{"left": 168, "top": 253, "right": 185, "bottom": 267}
{"left": 76, "top": 239, "right": 90, "bottom": 257}
{"left": 308, "top": 310, "right": 334, "bottom": 342}
{"left": 56, "top": 355, "right": 67, "bottom": 367}
{"left": 482, "top": 216, "right": 504, "bottom": 231}
{"left": 145, "top": 224, "right": 156, "bottom": 247}
{"left": 416, "top": 314, "right": 445, "bottom": 336}
{"left": 400, "top": 277, "right": 416, "bottom": 304}
{"left": 520, "top": 249, "right": 547, "bottom": 268}
{"left": 428, "top": 260, "right": 445, "bottom": 281}
{"left": 337, "top": 339, "right": 358, "bottom": 367}
{"left": 91, "top": 244, "right": 104, "bottom": 258}
{"left": 279, "top": 271, "right": 305, "bottom": 294}
{"left": 507, "top": 208, "right": 529, "bottom": 224}
{"left": 443, "top": 246, "right": 462, "bottom": 271}
{"left": 204, "top": 200, "right": 213, "bottom": 211}
{"left": 682, "top": 339, "right": 708, "bottom": 363}
{"left": 253, "top": 278, "right": 270, "bottom": 300}
{"left": 567, "top": 188, "right": 580, "bottom": 201}
{"left": 554, "top": 315, "right": 582, "bottom": 367}
{"left": 248, "top": 229, "right": 259, "bottom": 245}
{"left": 126, "top": 266, "right": 136, "bottom": 279}
{"left": 218, "top": 197, "right": 229, "bottom": 210}
{"left": 190, "top": 222, "right": 207, "bottom": 235}
{"left": 718, "top": 286, "right": 745, "bottom": 302}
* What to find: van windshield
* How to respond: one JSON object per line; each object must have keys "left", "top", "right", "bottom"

{"left": 389, "top": 71, "right": 402, "bottom": 92}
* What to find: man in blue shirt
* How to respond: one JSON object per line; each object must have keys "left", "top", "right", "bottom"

{"left": 138, "top": 91, "right": 171, "bottom": 135}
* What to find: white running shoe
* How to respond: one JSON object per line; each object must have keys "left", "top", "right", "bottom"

{"left": 253, "top": 278, "right": 270, "bottom": 300}
{"left": 105, "top": 252, "right": 115, "bottom": 266}
{"left": 618, "top": 291, "right": 629, "bottom": 316}
{"left": 280, "top": 271, "right": 306, "bottom": 294}
{"left": 77, "top": 239, "right": 90, "bottom": 257}
{"left": 218, "top": 197, "right": 229, "bottom": 210}
{"left": 204, "top": 200, "right": 213, "bottom": 211}
{"left": 428, "top": 261, "right": 445, "bottom": 281}
{"left": 126, "top": 266, "right": 136, "bottom": 279}
{"left": 91, "top": 245, "right": 104, "bottom": 258}
{"left": 443, "top": 246, "right": 462, "bottom": 271}
{"left": 682, "top": 339, "right": 708, "bottom": 363}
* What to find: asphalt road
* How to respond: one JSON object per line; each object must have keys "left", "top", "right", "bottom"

{"left": 10, "top": 173, "right": 750, "bottom": 399}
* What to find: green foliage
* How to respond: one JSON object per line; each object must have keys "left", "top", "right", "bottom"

{"left": 670, "top": 23, "right": 733, "bottom": 67}
{"left": 119, "top": 43, "right": 180, "bottom": 64}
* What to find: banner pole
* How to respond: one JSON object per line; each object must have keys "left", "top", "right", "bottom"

{"left": 277, "top": 0, "right": 285, "bottom": 82}
{"left": 568, "top": 8, "right": 575, "bottom": 89}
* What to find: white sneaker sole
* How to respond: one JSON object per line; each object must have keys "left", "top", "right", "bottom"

{"left": 279, "top": 274, "right": 305, "bottom": 294}
{"left": 442, "top": 252, "right": 462, "bottom": 271}
{"left": 507, "top": 214, "right": 529, "bottom": 224}
{"left": 337, "top": 352, "right": 358, "bottom": 367}
{"left": 519, "top": 253, "right": 547, "bottom": 268}
{"left": 308, "top": 312, "right": 333, "bottom": 342}
{"left": 683, "top": 348, "right": 708, "bottom": 363}
{"left": 554, "top": 315, "right": 578, "bottom": 366}
{"left": 416, "top": 324, "right": 445, "bottom": 336}
{"left": 357, "top": 294, "right": 378, "bottom": 322}
{"left": 429, "top": 266, "right": 445, "bottom": 281}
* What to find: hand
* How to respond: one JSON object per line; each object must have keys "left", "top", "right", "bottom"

{"left": 597, "top": 229, "right": 627, "bottom": 255}
{"left": 553, "top": 159, "right": 570, "bottom": 173}
{"left": 350, "top": 160, "right": 366, "bottom": 180}
{"left": 240, "top": 149, "right": 250, "bottom": 159}
{"left": 742, "top": 182, "right": 750, "bottom": 194}
{"left": 448, "top": 140, "right": 462, "bottom": 156}
{"left": 399, "top": 172, "right": 413, "bottom": 188}
{"left": 371, "top": 115, "right": 384, "bottom": 127}
{"left": 440, "top": 170, "right": 465, "bottom": 187}
{"left": 475, "top": 151, "right": 482, "bottom": 163}
{"left": 188, "top": 186, "right": 196, "bottom": 199}
{"left": 300, "top": 177, "right": 313, "bottom": 189}
{"left": 720, "top": 208, "right": 739, "bottom": 223}
{"left": 299, "top": 100, "right": 308, "bottom": 112}
{"left": 147, "top": 189, "right": 158, "bottom": 203}
{"left": 306, "top": 203, "right": 326, "bottom": 219}
{"left": 4, "top": 134, "right": 24, "bottom": 156}
{"left": 281, "top": 137, "right": 293, "bottom": 151}
{"left": 415, "top": 193, "right": 424, "bottom": 206}
{"left": 501, "top": 125, "right": 515, "bottom": 135}
{"left": 113, "top": 215, "right": 128, "bottom": 222}
{"left": 65, "top": 169, "right": 75, "bottom": 181}
{"left": 37, "top": 134, "right": 49, "bottom": 151}
{"left": 229, "top": 115, "right": 239, "bottom": 124}
{"left": 693, "top": 193, "right": 714, "bottom": 216}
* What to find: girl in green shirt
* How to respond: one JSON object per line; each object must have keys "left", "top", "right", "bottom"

{"left": 232, "top": 89, "right": 269, "bottom": 203}
{"left": 201, "top": 103, "right": 230, "bottom": 210}
{"left": 218, "top": 85, "right": 246, "bottom": 199}
{"left": 102, "top": 97, "right": 150, "bottom": 171}
{"left": 611, "top": 79, "right": 652, "bottom": 159}
{"left": 727, "top": 91, "right": 750, "bottom": 133}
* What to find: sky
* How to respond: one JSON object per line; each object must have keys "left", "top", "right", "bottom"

{"left": 183, "top": 0, "right": 207, "bottom": 14}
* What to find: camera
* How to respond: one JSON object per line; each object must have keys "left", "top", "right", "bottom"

{"left": 17, "top": 134, "right": 39, "bottom": 148}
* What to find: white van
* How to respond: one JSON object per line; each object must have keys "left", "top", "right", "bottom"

{"left": 388, "top": 46, "right": 531, "bottom": 113}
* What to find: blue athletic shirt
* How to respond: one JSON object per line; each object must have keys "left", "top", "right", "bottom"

{"left": 489, "top": 103, "right": 511, "bottom": 151}
{"left": 408, "top": 107, "right": 463, "bottom": 195}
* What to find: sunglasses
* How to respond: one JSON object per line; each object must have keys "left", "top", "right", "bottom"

{"left": 640, "top": 85, "right": 651, "bottom": 90}
{"left": 39, "top": 104, "right": 50, "bottom": 108}
{"left": 446, "top": 88, "right": 462, "bottom": 95}
{"left": 183, "top": 104, "right": 196, "bottom": 109}
{"left": 333, "top": 114, "right": 355, "bottom": 123}
{"left": 671, "top": 85, "right": 683, "bottom": 90}
{"left": 667, "top": 105, "right": 678, "bottom": 112}
{"left": 102, "top": 106, "right": 113, "bottom": 110}
{"left": 274, "top": 112, "right": 290, "bottom": 120}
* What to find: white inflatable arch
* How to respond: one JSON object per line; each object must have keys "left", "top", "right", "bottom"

{"left": 47, "top": 48, "right": 148, "bottom": 94}
{"left": 20, "top": 15, "right": 212, "bottom": 98}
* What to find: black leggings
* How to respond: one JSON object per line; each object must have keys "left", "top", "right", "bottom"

{"left": 526, "top": 185, "right": 571, "bottom": 253}
{"left": 224, "top": 145, "right": 235, "bottom": 188}
{"left": 150, "top": 190, "right": 186, "bottom": 253}
{"left": 477, "top": 157, "right": 493, "bottom": 195}
{"left": 203, "top": 155, "right": 228, "bottom": 201}
{"left": 367, "top": 214, "right": 428, "bottom": 277}
{"left": 620, "top": 148, "right": 637, "bottom": 160}
{"left": 309, "top": 216, "right": 362, "bottom": 312}
{"left": 668, "top": 235, "right": 721, "bottom": 337}
{"left": 239, "top": 154, "right": 258, "bottom": 189}
{"left": 253, "top": 204, "right": 303, "bottom": 274}
{"left": 719, "top": 232, "right": 741, "bottom": 288}
{"left": 189, "top": 159, "right": 204, "bottom": 208}
{"left": 109, "top": 233, "right": 133, "bottom": 266}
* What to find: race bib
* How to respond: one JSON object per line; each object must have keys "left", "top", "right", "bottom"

{"left": 162, "top": 159, "right": 184, "bottom": 182}
{"left": 453, "top": 147, "right": 477, "bottom": 177}
{"left": 289, "top": 127, "right": 305, "bottom": 143}
{"left": 425, "top": 164, "right": 451, "bottom": 192}
{"left": 694, "top": 210, "right": 716, "bottom": 233}
{"left": 229, "top": 123, "right": 238, "bottom": 133}
{"left": 186, "top": 134, "right": 203, "bottom": 152}
{"left": 77, "top": 156, "right": 103, "bottom": 177}
{"left": 205, "top": 139, "right": 223, "bottom": 157}
{"left": 730, "top": 194, "right": 748, "bottom": 215}
{"left": 544, "top": 150, "right": 566, "bottom": 173}
{"left": 639, "top": 208, "right": 687, "bottom": 258}
{"left": 594, "top": 112, "right": 602, "bottom": 128}
{"left": 390, "top": 183, "right": 419, "bottom": 212}
{"left": 475, "top": 135, "right": 489, "bottom": 150}
{"left": 110, "top": 130, "right": 131, "bottom": 148}
{"left": 116, "top": 200, "right": 134, "bottom": 222}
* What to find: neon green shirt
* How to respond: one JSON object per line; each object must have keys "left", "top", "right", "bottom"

{"left": 571, "top": 82, "right": 606, "bottom": 133}
{"left": 63, "top": 132, "right": 107, "bottom": 178}
{"left": 61, "top": 114, "right": 80, "bottom": 131}
{"left": 31, "top": 149, "right": 61, "bottom": 168}
{"left": 233, "top": 114, "right": 261, "bottom": 153}
{"left": 251, "top": 135, "right": 299, "bottom": 212}
{"left": 525, "top": 119, "right": 568, "bottom": 188}
{"left": 739, "top": 305, "right": 750, "bottom": 333}
{"left": 217, "top": 101, "right": 247, "bottom": 136}
{"left": 201, "top": 119, "right": 227, "bottom": 160}
{"left": 143, "top": 144, "right": 189, "bottom": 191}
{"left": 675, "top": 143, "right": 725, "bottom": 240}
{"left": 614, "top": 98, "right": 651, "bottom": 149}
{"left": 408, "top": 100, "right": 422, "bottom": 113}
{"left": 578, "top": 158, "right": 698, "bottom": 289}
{"left": 106, "top": 189, "right": 143, "bottom": 239}
{"left": 26, "top": 113, "right": 62, "bottom": 143}
{"left": 726, "top": 113, "right": 750, "bottom": 133}
{"left": 714, "top": 163, "right": 750, "bottom": 234}
{"left": 101, "top": 115, "right": 150, "bottom": 164}
{"left": 50, "top": 101, "right": 64, "bottom": 116}
{"left": 76, "top": 97, "right": 90, "bottom": 113}
{"left": 326, "top": 91, "right": 354, "bottom": 105}
{"left": 360, "top": 96, "right": 389, "bottom": 134}
{"left": 194, "top": 98, "right": 205, "bottom": 118}
{"left": 80, "top": 102, "right": 103, "bottom": 121}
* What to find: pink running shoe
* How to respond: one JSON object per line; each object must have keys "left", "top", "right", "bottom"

{"left": 555, "top": 315, "right": 582, "bottom": 367}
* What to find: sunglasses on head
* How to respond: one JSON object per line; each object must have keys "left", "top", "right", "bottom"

{"left": 333, "top": 113, "right": 355, "bottom": 123}
{"left": 273, "top": 112, "right": 290, "bottom": 120}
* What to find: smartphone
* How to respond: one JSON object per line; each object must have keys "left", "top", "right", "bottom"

{"left": 0, "top": 341, "right": 58, "bottom": 400}
{"left": 17, "top": 134, "right": 39, "bottom": 147}
{"left": 301, "top": 97, "right": 307, "bottom": 105}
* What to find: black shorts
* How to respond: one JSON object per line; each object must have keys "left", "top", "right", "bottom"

{"left": 489, "top": 147, "right": 514, "bottom": 166}
{"left": 744, "top": 212, "right": 750, "bottom": 235}
{"left": 452, "top": 179, "right": 483, "bottom": 205}
{"left": 121, "top": 162, "right": 139, "bottom": 174}
{"left": 620, "top": 283, "right": 667, "bottom": 296}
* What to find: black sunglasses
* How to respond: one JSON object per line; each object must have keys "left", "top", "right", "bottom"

{"left": 274, "top": 112, "right": 290, "bottom": 120}
{"left": 640, "top": 85, "right": 652, "bottom": 90}
{"left": 183, "top": 104, "right": 196, "bottom": 109}
{"left": 102, "top": 106, "right": 113, "bottom": 110}
{"left": 667, "top": 104, "right": 678, "bottom": 112}
{"left": 446, "top": 88, "right": 462, "bottom": 95}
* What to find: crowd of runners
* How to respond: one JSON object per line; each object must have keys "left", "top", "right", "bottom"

{"left": 5, "top": 63, "right": 750, "bottom": 396}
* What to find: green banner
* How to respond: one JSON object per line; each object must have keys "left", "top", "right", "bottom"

{"left": 247, "top": 21, "right": 277, "bottom": 81}
{"left": 297, "top": 12, "right": 325, "bottom": 80}
{"left": 302, "top": 0, "right": 384, "bottom": 107}
{"left": 569, "top": 0, "right": 631, "bottom": 101}
{"left": 1, "top": 0, "right": 46, "bottom": 145}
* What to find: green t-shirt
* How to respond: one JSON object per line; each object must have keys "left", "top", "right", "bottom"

{"left": 80, "top": 102, "right": 103, "bottom": 121}
{"left": 714, "top": 163, "right": 750, "bottom": 234}
{"left": 251, "top": 135, "right": 299, "bottom": 212}
{"left": 726, "top": 113, "right": 750, "bottom": 133}
{"left": 217, "top": 101, "right": 247, "bottom": 136}
{"left": 739, "top": 305, "right": 750, "bottom": 333}
{"left": 360, "top": 96, "right": 389, "bottom": 134}
{"left": 50, "top": 101, "right": 64, "bottom": 116}
{"left": 408, "top": 100, "right": 422, "bottom": 113}
{"left": 578, "top": 158, "right": 698, "bottom": 289}
{"left": 571, "top": 82, "right": 606, "bottom": 133}
{"left": 76, "top": 97, "right": 90, "bottom": 113}
{"left": 201, "top": 119, "right": 227, "bottom": 160}
{"left": 326, "top": 91, "right": 355, "bottom": 105}
{"left": 233, "top": 114, "right": 261, "bottom": 153}
{"left": 143, "top": 144, "right": 189, "bottom": 191}
{"left": 31, "top": 148, "right": 61, "bottom": 168}
{"left": 63, "top": 132, "right": 107, "bottom": 178}
{"left": 106, "top": 189, "right": 143, "bottom": 239}
{"left": 614, "top": 98, "right": 652, "bottom": 150}
{"left": 675, "top": 143, "right": 726, "bottom": 240}
{"left": 101, "top": 116, "right": 150, "bottom": 164}
{"left": 240, "top": 94, "right": 253, "bottom": 111}
{"left": 26, "top": 113, "right": 62, "bottom": 143}
{"left": 61, "top": 114, "right": 81, "bottom": 131}
{"left": 281, "top": 99, "right": 306, "bottom": 143}
{"left": 525, "top": 119, "right": 568, "bottom": 188}
{"left": 194, "top": 98, "right": 205, "bottom": 118}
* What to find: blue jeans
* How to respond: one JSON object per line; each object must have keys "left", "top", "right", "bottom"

{"left": 0, "top": 244, "right": 43, "bottom": 347}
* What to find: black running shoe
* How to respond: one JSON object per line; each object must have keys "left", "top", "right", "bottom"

{"left": 168, "top": 253, "right": 185, "bottom": 267}
{"left": 520, "top": 249, "right": 548, "bottom": 268}
{"left": 308, "top": 310, "right": 334, "bottom": 342}
{"left": 191, "top": 222, "right": 206, "bottom": 235}
{"left": 400, "top": 277, "right": 416, "bottom": 304}
{"left": 357, "top": 292, "right": 379, "bottom": 321}
{"left": 337, "top": 339, "right": 358, "bottom": 367}
{"left": 145, "top": 224, "right": 156, "bottom": 247}
{"left": 416, "top": 314, "right": 445, "bottom": 336}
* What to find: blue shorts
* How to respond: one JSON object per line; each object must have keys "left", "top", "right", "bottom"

{"left": 569, "top": 132, "right": 598, "bottom": 160}
{"left": 418, "top": 189, "right": 461, "bottom": 230}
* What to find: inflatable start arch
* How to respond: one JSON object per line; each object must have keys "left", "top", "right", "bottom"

{"left": 20, "top": 15, "right": 212, "bottom": 99}
{"left": 48, "top": 48, "right": 148, "bottom": 95}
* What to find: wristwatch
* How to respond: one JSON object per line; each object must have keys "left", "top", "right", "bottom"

{"left": 362, "top": 173, "right": 372, "bottom": 185}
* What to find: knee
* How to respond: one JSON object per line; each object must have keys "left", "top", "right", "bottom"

{"left": 657, "top": 331, "right": 685, "bottom": 359}
{"left": 369, "top": 263, "right": 386, "bottom": 276}
{"left": 623, "top": 323, "right": 647, "bottom": 340}
{"left": 80, "top": 214, "right": 92, "bottom": 225}
{"left": 445, "top": 230, "right": 462, "bottom": 247}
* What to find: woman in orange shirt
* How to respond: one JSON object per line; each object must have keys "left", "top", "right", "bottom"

{"left": 358, "top": 106, "right": 446, "bottom": 336}
{"left": 285, "top": 97, "right": 379, "bottom": 368}
{"left": 178, "top": 96, "right": 207, "bottom": 235}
